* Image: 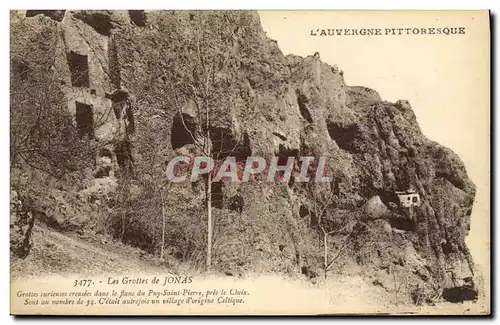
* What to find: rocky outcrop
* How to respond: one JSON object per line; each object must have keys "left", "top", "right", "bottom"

{"left": 10, "top": 10, "right": 478, "bottom": 302}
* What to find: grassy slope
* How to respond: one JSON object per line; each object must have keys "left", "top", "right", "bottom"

{"left": 11, "top": 224, "right": 169, "bottom": 279}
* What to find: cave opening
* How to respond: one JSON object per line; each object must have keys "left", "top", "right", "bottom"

{"left": 327, "top": 121, "right": 359, "bottom": 152}
{"left": 389, "top": 217, "right": 415, "bottom": 232}
{"left": 228, "top": 194, "right": 244, "bottom": 213}
{"left": 75, "top": 101, "right": 94, "bottom": 139}
{"left": 332, "top": 177, "right": 342, "bottom": 195}
{"left": 114, "top": 140, "right": 134, "bottom": 175}
{"left": 67, "top": 51, "right": 89, "bottom": 88}
{"left": 95, "top": 148, "right": 113, "bottom": 178}
{"left": 125, "top": 103, "right": 135, "bottom": 134}
{"left": 112, "top": 101, "right": 122, "bottom": 119}
{"left": 12, "top": 60, "right": 30, "bottom": 80}
{"left": 299, "top": 205, "right": 318, "bottom": 227}
{"left": 99, "top": 148, "right": 113, "bottom": 159}
{"left": 211, "top": 181, "right": 224, "bottom": 209}
{"left": 171, "top": 113, "right": 197, "bottom": 150}
{"left": 275, "top": 144, "right": 299, "bottom": 186}
{"left": 299, "top": 205, "right": 309, "bottom": 218}
{"left": 442, "top": 241, "right": 454, "bottom": 255}
{"left": 26, "top": 10, "right": 66, "bottom": 22}
{"left": 442, "top": 285, "right": 478, "bottom": 303}
{"left": 107, "top": 89, "right": 129, "bottom": 121}
{"left": 378, "top": 190, "right": 399, "bottom": 208}
{"left": 210, "top": 128, "right": 251, "bottom": 163}
{"left": 296, "top": 90, "right": 313, "bottom": 123}
{"left": 277, "top": 145, "right": 298, "bottom": 165}
{"left": 73, "top": 11, "right": 113, "bottom": 36}
{"left": 129, "top": 10, "right": 146, "bottom": 27}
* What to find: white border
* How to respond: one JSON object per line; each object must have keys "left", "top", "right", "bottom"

{"left": 2, "top": 1, "right": 497, "bottom": 324}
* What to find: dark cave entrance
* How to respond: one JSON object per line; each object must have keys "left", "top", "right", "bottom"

{"left": 67, "top": 51, "right": 89, "bottom": 88}
{"left": 114, "top": 140, "right": 134, "bottom": 175}
{"left": 210, "top": 128, "right": 252, "bottom": 163}
{"left": 332, "top": 177, "right": 342, "bottom": 195}
{"left": 129, "top": 10, "right": 146, "bottom": 27}
{"left": 299, "top": 205, "right": 318, "bottom": 227}
{"left": 377, "top": 189, "right": 400, "bottom": 208}
{"left": 95, "top": 148, "right": 113, "bottom": 178}
{"left": 228, "top": 194, "right": 244, "bottom": 213}
{"left": 26, "top": 10, "right": 66, "bottom": 22}
{"left": 75, "top": 101, "right": 94, "bottom": 139}
{"left": 171, "top": 113, "right": 197, "bottom": 150}
{"left": 296, "top": 90, "right": 313, "bottom": 123}
{"left": 299, "top": 205, "right": 309, "bottom": 218}
{"left": 107, "top": 89, "right": 130, "bottom": 121}
{"left": 327, "top": 121, "right": 359, "bottom": 152}
{"left": 73, "top": 11, "right": 113, "bottom": 36}
{"left": 112, "top": 101, "right": 123, "bottom": 120}
{"left": 441, "top": 241, "right": 454, "bottom": 255}
{"left": 12, "top": 60, "right": 30, "bottom": 80}
{"left": 277, "top": 144, "right": 299, "bottom": 164}
{"left": 125, "top": 103, "right": 135, "bottom": 134}
{"left": 389, "top": 217, "right": 415, "bottom": 232}
{"left": 99, "top": 147, "right": 113, "bottom": 160}
{"left": 211, "top": 181, "right": 224, "bottom": 209}
{"left": 442, "top": 285, "right": 478, "bottom": 303}
{"left": 275, "top": 144, "right": 299, "bottom": 185}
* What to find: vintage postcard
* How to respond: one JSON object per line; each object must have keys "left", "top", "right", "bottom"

{"left": 9, "top": 10, "right": 490, "bottom": 315}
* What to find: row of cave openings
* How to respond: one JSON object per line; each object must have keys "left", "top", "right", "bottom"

{"left": 61, "top": 10, "right": 143, "bottom": 178}
{"left": 170, "top": 113, "right": 343, "bottom": 212}
{"left": 70, "top": 10, "right": 146, "bottom": 37}
{"left": 25, "top": 10, "right": 147, "bottom": 29}
{"left": 67, "top": 51, "right": 134, "bottom": 139}
{"left": 66, "top": 45, "right": 95, "bottom": 139}
{"left": 170, "top": 113, "right": 252, "bottom": 211}
{"left": 24, "top": 10, "right": 146, "bottom": 139}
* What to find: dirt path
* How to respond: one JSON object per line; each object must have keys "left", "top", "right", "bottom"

{"left": 11, "top": 225, "right": 171, "bottom": 279}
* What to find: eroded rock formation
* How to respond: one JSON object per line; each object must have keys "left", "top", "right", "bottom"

{"left": 10, "top": 10, "right": 478, "bottom": 302}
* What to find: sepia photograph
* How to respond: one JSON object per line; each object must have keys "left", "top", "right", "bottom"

{"left": 9, "top": 9, "right": 490, "bottom": 315}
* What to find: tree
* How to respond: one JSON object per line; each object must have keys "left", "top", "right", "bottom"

{"left": 10, "top": 17, "right": 93, "bottom": 180}
{"left": 299, "top": 172, "right": 359, "bottom": 280}
{"left": 114, "top": 11, "right": 252, "bottom": 269}
{"left": 161, "top": 12, "right": 244, "bottom": 270}
{"left": 10, "top": 62, "right": 97, "bottom": 181}
{"left": 109, "top": 110, "right": 176, "bottom": 259}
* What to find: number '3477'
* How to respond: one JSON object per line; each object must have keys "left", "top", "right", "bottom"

{"left": 73, "top": 279, "right": 93, "bottom": 287}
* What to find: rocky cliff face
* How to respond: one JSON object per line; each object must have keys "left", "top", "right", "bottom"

{"left": 10, "top": 10, "right": 477, "bottom": 303}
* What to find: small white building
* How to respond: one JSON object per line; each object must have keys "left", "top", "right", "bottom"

{"left": 395, "top": 189, "right": 420, "bottom": 208}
